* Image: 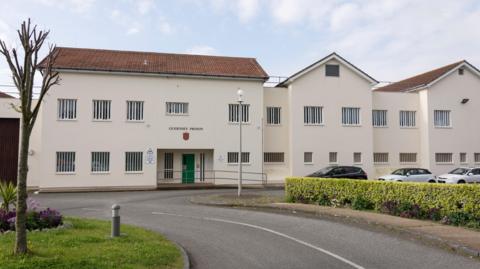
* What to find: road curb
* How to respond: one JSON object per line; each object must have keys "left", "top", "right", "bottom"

{"left": 172, "top": 241, "right": 191, "bottom": 269}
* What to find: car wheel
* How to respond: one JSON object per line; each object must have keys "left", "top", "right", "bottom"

{"left": 428, "top": 180, "right": 436, "bottom": 183}
{"left": 458, "top": 180, "right": 466, "bottom": 184}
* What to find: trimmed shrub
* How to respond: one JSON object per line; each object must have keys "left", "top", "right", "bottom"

{"left": 286, "top": 177, "right": 480, "bottom": 225}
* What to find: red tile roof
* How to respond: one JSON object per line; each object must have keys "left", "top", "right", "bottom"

{"left": 375, "top": 61, "right": 464, "bottom": 92}
{"left": 0, "top": 91, "right": 14, "bottom": 98}
{"left": 41, "top": 47, "right": 269, "bottom": 80}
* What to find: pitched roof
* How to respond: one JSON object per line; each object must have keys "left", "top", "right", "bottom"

{"left": 277, "top": 52, "right": 378, "bottom": 87}
{"left": 0, "top": 91, "right": 14, "bottom": 98}
{"left": 374, "top": 61, "right": 466, "bottom": 92}
{"left": 41, "top": 47, "right": 269, "bottom": 81}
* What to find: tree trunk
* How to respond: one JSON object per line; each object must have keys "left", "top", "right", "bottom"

{"left": 14, "top": 120, "right": 31, "bottom": 255}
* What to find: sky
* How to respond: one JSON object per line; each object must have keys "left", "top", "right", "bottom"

{"left": 1, "top": 0, "right": 480, "bottom": 91}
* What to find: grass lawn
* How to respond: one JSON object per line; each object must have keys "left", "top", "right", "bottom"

{"left": 0, "top": 218, "right": 183, "bottom": 269}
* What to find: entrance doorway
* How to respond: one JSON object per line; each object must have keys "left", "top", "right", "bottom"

{"left": 182, "top": 154, "right": 195, "bottom": 184}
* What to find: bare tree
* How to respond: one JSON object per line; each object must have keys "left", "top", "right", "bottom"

{"left": 0, "top": 19, "right": 59, "bottom": 254}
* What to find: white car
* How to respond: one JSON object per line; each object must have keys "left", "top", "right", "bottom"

{"left": 378, "top": 168, "right": 436, "bottom": 183}
{"left": 437, "top": 168, "right": 480, "bottom": 184}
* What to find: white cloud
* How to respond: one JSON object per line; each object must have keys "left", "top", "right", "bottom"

{"left": 35, "top": 0, "right": 96, "bottom": 13}
{"left": 158, "top": 20, "right": 174, "bottom": 34}
{"left": 186, "top": 45, "right": 217, "bottom": 55}
{"left": 206, "top": 0, "right": 260, "bottom": 23}
{"left": 136, "top": 0, "right": 155, "bottom": 15}
{"left": 237, "top": 0, "right": 260, "bottom": 23}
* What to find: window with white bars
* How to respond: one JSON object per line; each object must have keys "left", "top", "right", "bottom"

{"left": 400, "top": 153, "right": 417, "bottom": 163}
{"left": 373, "top": 153, "right": 389, "bottom": 164}
{"left": 125, "top": 152, "right": 143, "bottom": 172}
{"left": 353, "top": 152, "right": 362, "bottom": 163}
{"left": 475, "top": 153, "right": 480, "bottom": 163}
{"left": 227, "top": 152, "right": 250, "bottom": 164}
{"left": 372, "top": 110, "right": 387, "bottom": 127}
{"left": 304, "top": 106, "right": 323, "bottom": 125}
{"left": 434, "top": 110, "right": 451, "bottom": 127}
{"left": 435, "top": 153, "right": 453, "bottom": 164}
{"left": 266, "top": 107, "right": 281, "bottom": 125}
{"left": 166, "top": 102, "right": 189, "bottom": 115}
{"left": 57, "top": 99, "right": 77, "bottom": 120}
{"left": 304, "top": 152, "right": 313, "bottom": 164}
{"left": 91, "top": 152, "right": 110, "bottom": 173}
{"left": 56, "top": 152, "right": 75, "bottom": 173}
{"left": 92, "top": 100, "right": 111, "bottom": 121}
{"left": 126, "top": 101, "right": 144, "bottom": 121}
{"left": 329, "top": 152, "right": 338, "bottom": 163}
{"left": 264, "top": 152, "right": 284, "bottom": 163}
{"left": 228, "top": 104, "right": 250, "bottom": 123}
{"left": 460, "top": 152, "right": 467, "bottom": 164}
{"left": 342, "top": 107, "right": 361, "bottom": 126}
{"left": 400, "top": 110, "right": 416, "bottom": 127}
{"left": 164, "top": 152, "right": 174, "bottom": 178}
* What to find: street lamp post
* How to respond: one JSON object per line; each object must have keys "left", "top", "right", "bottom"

{"left": 237, "top": 89, "right": 244, "bottom": 197}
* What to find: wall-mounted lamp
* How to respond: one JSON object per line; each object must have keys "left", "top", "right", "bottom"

{"left": 461, "top": 98, "right": 469, "bottom": 104}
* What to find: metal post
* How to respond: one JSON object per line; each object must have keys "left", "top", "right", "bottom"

{"left": 238, "top": 100, "right": 243, "bottom": 197}
{"left": 111, "top": 204, "right": 120, "bottom": 237}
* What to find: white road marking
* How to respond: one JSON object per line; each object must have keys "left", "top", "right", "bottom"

{"left": 152, "top": 211, "right": 365, "bottom": 269}
{"left": 81, "top": 208, "right": 103, "bottom": 211}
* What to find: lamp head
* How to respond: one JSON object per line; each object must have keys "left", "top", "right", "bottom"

{"left": 237, "top": 89, "right": 244, "bottom": 102}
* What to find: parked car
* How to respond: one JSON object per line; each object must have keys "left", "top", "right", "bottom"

{"left": 378, "top": 168, "right": 436, "bottom": 183}
{"left": 306, "top": 166, "right": 367, "bottom": 179}
{"left": 437, "top": 168, "right": 480, "bottom": 184}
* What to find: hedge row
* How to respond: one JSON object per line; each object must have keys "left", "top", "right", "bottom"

{"left": 285, "top": 177, "right": 480, "bottom": 223}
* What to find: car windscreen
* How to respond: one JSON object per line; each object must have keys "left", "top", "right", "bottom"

{"left": 314, "top": 166, "right": 335, "bottom": 176}
{"left": 449, "top": 168, "right": 468, "bottom": 175}
{"left": 392, "top": 169, "right": 405, "bottom": 175}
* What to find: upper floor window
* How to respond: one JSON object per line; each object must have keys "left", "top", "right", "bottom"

{"left": 458, "top": 68, "right": 464, "bottom": 75}
{"left": 166, "top": 102, "right": 189, "bottom": 115}
{"left": 399, "top": 110, "right": 416, "bottom": 127}
{"left": 264, "top": 152, "right": 284, "bottom": 163}
{"left": 125, "top": 151, "right": 143, "bottom": 172}
{"left": 126, "top": 101, "right": 144, "bottom": 121}
{"left": 58, "top": 99, "right": 77, "bottom": 120}
{"left": 342, "top": 107, "right": 360, "bottom": 126}
{"left": 92, "top": 100, "right": 111, "bottom": 121}
{"left": 372, "top": 110, "right": 387, "bottom": 127}
{"left": 266, "top": 107, "right": 281, "bottom": 125}
{"left": 434, "top": 110, "right": 451, "bottom": 127}
{"left": 227, "top": 152, "right": 250, "bottom": 164}
{"left": 325, "top": 64, "right": 340, "bottom": 77}
{"left": 56, "top": 151, "right": 75, "bottom": 173}
{"left": 228, "top": 104, "right": 249, "bottom": 123}
{"left": 304, "top": 106, "right": 323, "bottom": 125}
{"left": 91, "top": 152, "right": 110, "bottom": 173}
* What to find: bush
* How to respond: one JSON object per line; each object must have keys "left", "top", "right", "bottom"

{"left": 286, "top": 177, "right": 480, "bottom": 226}
{"left": 0, "top": 200, "right": 62, "bottom": 233}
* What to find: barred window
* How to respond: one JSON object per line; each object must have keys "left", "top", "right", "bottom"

{"left": 125, "top": 152, "right": 143, "bottom": 172}
{"left": 166, "top": 102, "right": 188, "bottom": 115}
{"left": 164, "top": 152, "right": 174, "bottom": 179}
{"left": 56, "top": 152, "right": 75, "bottom": 173}
{"left": 58, "top": 99, "right": 77, "bottom": 120}
{"left": 435, "top": 153, "right": 453, "bottom": 164}
{"left": 126, "top": 101, "right": 144, "bottom": 121}
{"left": 266, "top": 107, "right": 281, "bottom": 125}
{"left": 353, "top": 152, "right": 362, "bottom": 163}
{"left": 304, "top": 152, "right": 313, "bottom": 163}
{"left": 460, "top": 152, "right": 467, "bottom": 163}
{"left": 400, "top": 111, "right": 416, "bottom": 127}
{"left": 400, "top": 153, "right": 417, "bottom": 163}
{"left": 264, "top": 152, "right": 284, "bottom": 163}
{"left": 372, "top": 110, "right": 387, "bottom": 127}
{"left": 475, "top": 153, "right": 480, "bottom": 163}
{"left": 342, "top": 107, "right": 361, "bottom": 125}
{"left": 329, "top": 152, "right": 338, "bottom": 163}
{"left": 92, "top": 100, "right": 111, "bottom": 121}
{"left": 434, "top": 110, "right": 451, "bottom": 127}
{"left": 373, "top": 153, "right": 389, "bottom": 164}
{"left": 325, "top": 64, "right": 340, "bottom": 77}
{"left": 227, "top": 152, "right": 250, "bottom": 164}
{"left": 91, "top": 152, "right": 110, "bottom": 173}
{"left": 304, "top": 106, "right": 323, "bottom": 125}
{"left": 228, "top": 104, "right": 249, "bottom": 123}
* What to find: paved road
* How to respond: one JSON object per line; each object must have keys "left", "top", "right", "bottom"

{"left": 34, "top": 189, "right": 478, "bottom": 269}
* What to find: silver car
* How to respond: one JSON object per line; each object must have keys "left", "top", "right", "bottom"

{"left": 437, "top": 168, "right": 480, "bottom": 184}
{"left": 378, "top": 168, "right": 436, "bottom": 183}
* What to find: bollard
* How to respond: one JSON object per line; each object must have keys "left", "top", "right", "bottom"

{"left": 111, "top": 204, "right": 120, "bottom": 237}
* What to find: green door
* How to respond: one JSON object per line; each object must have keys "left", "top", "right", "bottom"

{"left": 182, "top": 154, "right": 195, "bottom": 184}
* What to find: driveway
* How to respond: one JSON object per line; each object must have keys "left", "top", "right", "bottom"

{"left": 34, "top": 189, "right": 478, "bottom": 269}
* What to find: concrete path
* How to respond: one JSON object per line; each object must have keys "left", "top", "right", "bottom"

{"left": 33, "top": 189, "right": 479, "bottom": 269}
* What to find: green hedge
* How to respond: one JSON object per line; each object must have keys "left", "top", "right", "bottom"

{"left": 286, "top": 177, "right": 480, "bottom": 225}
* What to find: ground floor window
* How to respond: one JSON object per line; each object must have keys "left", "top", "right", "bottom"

{"left": 475, "top": 153, "right": 480, "bottom": 164}
{"left": 329, "top": 152, "right": 337, "bottom": 164}
{"left": 353, "top": 152, "right": 362, "bottom": 164}
{"left": 56, "top": 152, "right": 75, "bottom": 173}
{"left": 264, "top": 152, "right": 284, "bottom": 163}
{"left": 164, "top": 152, "right": 174, "bottom": 178}
{"left": 399, "top": 153, "right": 417, "bottom": 163}
{"left": 125, "top": 151, "right": 143, "bottom": 172}
{"left": 227, "top": 152, "right": 250, "bottom": 164}
{"left": 435, "top": 153, "right": 453, "bottom": 164}
{"left": 373, "top": 153, "right": 388, "bottom": 164}
{"left": 304, "top": 152, "right": 313, "bottom": 164}
{"left": 460, "top": 152, "right": 467, "bottom": 164}
{"left": 91, "top": 152, "right": 110, "bottom": 173}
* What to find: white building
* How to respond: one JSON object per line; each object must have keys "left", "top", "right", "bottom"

{"left": 0, "top": 48, "right": 479, "bottom": 191}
